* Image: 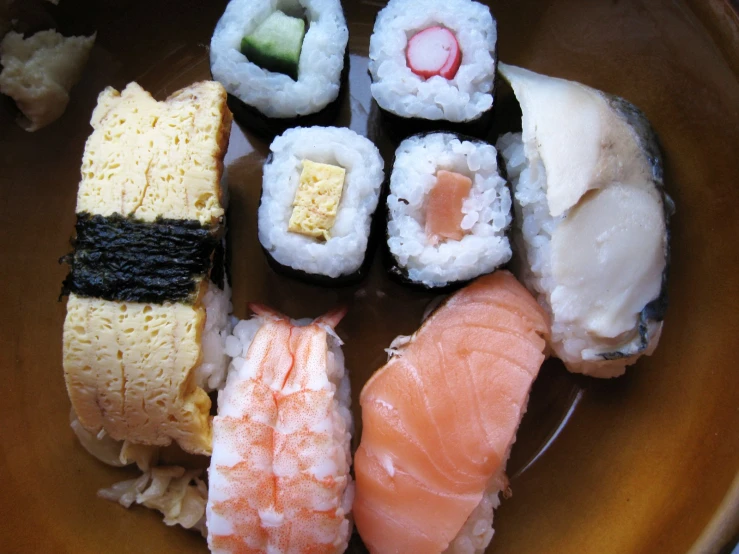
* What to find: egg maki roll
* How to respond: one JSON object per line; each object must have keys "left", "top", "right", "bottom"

{"left": 496, "top": 63, "right": 672, "bottom": 378}
{"left": 369, "top": 0, "right": 498, "bottom": 140}
{"left": 61, "top": 81, "right": 233, "bottom": 456}
{"left": 385, "top": 132, "right": 512, "bottom": 289}
{"left": 258, "top": 126, "right": 385, "bottom": 285}
{"left": 210, "top": 0, "right": 349, "bottom": 138}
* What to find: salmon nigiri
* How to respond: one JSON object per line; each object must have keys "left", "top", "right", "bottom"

{"left": 353, "top": 271, "right": 550, "bottom": 554}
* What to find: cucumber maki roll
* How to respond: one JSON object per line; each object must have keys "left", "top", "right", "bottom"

{"left": 210, "top": 0, "right": 348, "bottom": 138}
{"left": 258, "top": 126, "right": 385, "bottom": 285}
{"left": 369, "top": 0, "right": 498, "bottom": 140}
{"left": 496, "top": 63, "right": 673, "bottom": 378}
{"left": 386, "top": 132, "right": 512, "bottom": 289}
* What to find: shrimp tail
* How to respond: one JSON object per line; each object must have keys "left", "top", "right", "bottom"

{"left": 315, "top": 305, "right": 348, "bottom": 329}
{"left": 248, "top": 303, "right": 286, "bottom": 320}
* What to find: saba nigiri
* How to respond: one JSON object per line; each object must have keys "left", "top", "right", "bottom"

{"left": 206, "top": 305, "right": 354, "bottom": 554}
{"left": 353, "top": 271, "right": 550, "bottom": 554}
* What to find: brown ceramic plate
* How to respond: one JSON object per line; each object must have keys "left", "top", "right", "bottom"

{"left": 1, "top": 0, "right": 738, "bottom": 552}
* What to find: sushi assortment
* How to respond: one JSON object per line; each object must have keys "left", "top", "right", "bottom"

{"left": 56, "top": 2, "right": 675, "bottom": 554}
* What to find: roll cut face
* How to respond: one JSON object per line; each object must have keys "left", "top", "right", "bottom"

{"left": 386, "top": 132, "right": 512, "bottom": 289}
{"left": 62, "top": 81, "right": 233, "bottom": 455}
{"left": 258, "top": 126, "right": 384, "bottom": 283}
{"left": 497, "top": 63, "right": 672, "bottom": 378}
{"left": 369, "top": 0, "right": 497, "bottom": 126}
{"left": 210, "top": 0, "right": 348, "bottom": 121}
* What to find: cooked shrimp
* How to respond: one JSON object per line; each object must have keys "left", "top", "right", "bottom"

{"left": 206, "top": 305, "right": 353, "bottom": 554}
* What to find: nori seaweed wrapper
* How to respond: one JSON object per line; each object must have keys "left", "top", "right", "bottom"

{"left": 61, "top": 213, "right": 221, "bottom": 304}
{"left": 261, "top": 244, "right": 376, "bottom": 287}
{"left": 371, "top": 52, "right": 498, "bottom": 143}
{"left": 374, "top": 101, "right": 495, "bottom": 144}
{"left": 220, "top": 51, "right": 350, "bottom": 141}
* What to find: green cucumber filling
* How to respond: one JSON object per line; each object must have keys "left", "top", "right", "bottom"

{"left": 241, "top": 10, "right": 306, "bottom": 81}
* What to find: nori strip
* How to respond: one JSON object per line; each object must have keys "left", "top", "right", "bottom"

{"left": 61, "top": 213, "right": 220, "bottom": 304}
{"left": 374, "top": 101, "right": 495, "bottom": 144}
{"left": 261, "top": 243, "right": 377, "bottom": 287}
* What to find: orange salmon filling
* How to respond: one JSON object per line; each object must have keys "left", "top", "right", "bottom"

{"left": 425, "top": 169, "right": 472, "bottom": 244}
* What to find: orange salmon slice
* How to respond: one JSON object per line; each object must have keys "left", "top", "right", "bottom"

{"left": 353, "top": 271, "right": 550, "bottom": 554}
{"left": 425, "top": 169, "right": 473, "bottom": 244}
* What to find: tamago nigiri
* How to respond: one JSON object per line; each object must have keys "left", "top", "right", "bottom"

{"left": 353, "top": 271, "right": 550, "bottom": 553}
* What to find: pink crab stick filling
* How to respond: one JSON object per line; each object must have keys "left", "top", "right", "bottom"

{"left": 406, "top": 26, "right": 462, "bottom": 80}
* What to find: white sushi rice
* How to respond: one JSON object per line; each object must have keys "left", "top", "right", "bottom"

{"left": 258, "top": 126, "right": 385, "bottom": 278}
{"left": 210, "top": 0, "right": 348, "bottom": 118}
{"left": 369, "top": 0, "right": 497, "bottom": 122}
{"left": 387, "top": 133, "right": 512, "bottom": 287}
{"left": 498, "top": 132, "right": 579, "bottom": 362}
{"left": 446, "top": 470, "right": 507, "bottom": 554}
{"left": 497, "top": 132, "right": 558, "bottom": 295}
{"left": 193, "top": 279, "right": 235, "bottom": 392}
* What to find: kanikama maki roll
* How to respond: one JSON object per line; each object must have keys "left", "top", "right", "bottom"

{"left": 61, "top": 81, "right": 233, "bottom": 455}
{"left": 210, "top": 0, "right": 348, "bottom": 137}
{"left": 258, "top": 126, "right": 385, "bottom": 285}
{"left": 369, "top": 0, "right": 498, "bottom": 139}
{"left": 386, "top": 132, "right": 512, "bottom": 289}
{"left": 496, "top": 63, "right": 673, "bottom": 378}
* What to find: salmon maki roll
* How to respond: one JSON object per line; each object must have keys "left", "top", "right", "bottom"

{"left": 353, "top": 271, "right": 549, "bottom": 554}
{"left": 386, "top": 132, "right": 512, "bottom": 289}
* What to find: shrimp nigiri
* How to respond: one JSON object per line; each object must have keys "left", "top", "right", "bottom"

{"left": 206, "top": 305, "right": 354, "bottom": 554}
